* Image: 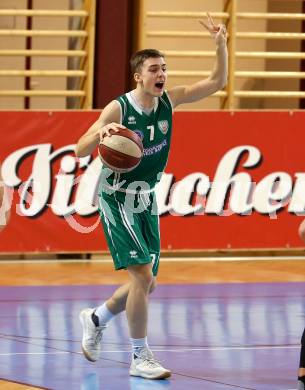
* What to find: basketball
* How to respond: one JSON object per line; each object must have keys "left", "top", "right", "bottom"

{"left": 98, "top": 128, "right": 143, "bottom": 173}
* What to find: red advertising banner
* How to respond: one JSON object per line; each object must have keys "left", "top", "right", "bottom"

{"left": 0, "top": 111, "right": 304, "bottom": 252}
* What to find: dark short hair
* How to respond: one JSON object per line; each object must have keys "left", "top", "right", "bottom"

{"left": 130, "top": 49, "right": 165, "bottom": 74}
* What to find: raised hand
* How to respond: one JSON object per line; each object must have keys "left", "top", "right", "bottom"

{"left": 199, "top": 12, "right": 227, "bottom": 46}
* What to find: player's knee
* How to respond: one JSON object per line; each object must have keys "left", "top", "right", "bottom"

{"left": 128, "top": 264, "right": 154, "bottom": 288}
{"left": 299, "top": 220, "right": 305, "bottom": 243}
{"left": 149, "top": 278, "right": 157, "bottom": 294}
{"left": 139, "top": 268, "right": 154, "bottom": 287}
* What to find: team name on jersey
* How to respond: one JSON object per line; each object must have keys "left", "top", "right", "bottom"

{"left": 143, "top": 139, "right": 167, "bottom": 156}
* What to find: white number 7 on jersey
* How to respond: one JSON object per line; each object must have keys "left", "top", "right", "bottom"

{"left": 147, "top": 125, "right": 155, "bottom": 141}
{"left": 150, "top": 253, "right": 156, "bottom": 266}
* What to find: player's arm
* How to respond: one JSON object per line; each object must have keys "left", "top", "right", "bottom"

{"left": 167, "top": 13, "right": 228, "bottom": 108}
{"left": 75, "top": 100, "right": 125, "bottom": 158}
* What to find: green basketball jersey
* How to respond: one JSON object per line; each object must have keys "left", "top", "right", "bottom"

{"left": 100, "top": 91, "right": 173, "bottom": 193}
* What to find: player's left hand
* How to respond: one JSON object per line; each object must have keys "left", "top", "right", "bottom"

{"left": 199, "top": 12, "right": 227, "bottom": 46}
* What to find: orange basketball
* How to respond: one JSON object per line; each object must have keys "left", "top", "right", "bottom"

{"left": 98, "top": 128, "right": 143, "bottom": 173}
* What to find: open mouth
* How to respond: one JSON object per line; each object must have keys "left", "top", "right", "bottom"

{"left": 155, "top": 82, "right": 164, "bottom": 90}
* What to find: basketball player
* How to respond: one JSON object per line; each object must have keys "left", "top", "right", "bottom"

{"left": 298, "top": 220, "right": 305, "bottom": 389}
{"left": 76, "top": 13, "right": 227, "bottom": 379}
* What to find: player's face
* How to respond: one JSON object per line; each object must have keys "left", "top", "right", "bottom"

{"left": 136, "top": 57, "right": 167, "bottom": 96}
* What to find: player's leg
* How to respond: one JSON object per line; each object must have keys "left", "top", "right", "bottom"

{"left": 100, "top": 278, "right": 156, "bottom": 317}
{"left": 81, "top": 279, "right": 157, "bottom": 363}
{"left": 128, "top": 193, "right": 171, "bottom": 379}
{"left": 126, "top": 263, "right": 153, "bottom": 338}
{"left": 94, "top": 191, "right": 157, "bottom": 322}
{"left": 79, "top": 191, "right": 154, "bottom": 362}
{"left": 127, "top": 263, "right": 170, "bottom": 379}
{"left": 99, "top": 191, "right": 170, "bottom": 378}
{"left": 126, "top": 192, "right": 160, "bottom": 341}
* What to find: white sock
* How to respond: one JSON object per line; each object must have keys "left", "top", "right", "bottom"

{"left": 130, "top": 336, "right": 149, "bottom": 355}
{"left": 94, "top": 303, "right": 115, "bottom": 326}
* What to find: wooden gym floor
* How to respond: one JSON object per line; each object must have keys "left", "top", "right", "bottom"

{"left": 0, "top": 256, "right": 305, "bottom": 286}
{"left": 1, "top": 255, "right": 305, "bottom": 389}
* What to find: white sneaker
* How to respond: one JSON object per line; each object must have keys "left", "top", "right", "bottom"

{"left": 79, "top": 308, "right": 107, "bottom": 362}
{"left": 129, "top": 348, "right": 171, "bottom": 380}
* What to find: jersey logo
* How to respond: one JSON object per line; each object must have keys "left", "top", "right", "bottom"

{"left": 158, "top": 120, "right": 169, "bottom": 134}
{"left": 129, "top": 250, "right": 138, "bottom": 259}
{"left": 128, "top": 116, "right": 136, "bottom": 125}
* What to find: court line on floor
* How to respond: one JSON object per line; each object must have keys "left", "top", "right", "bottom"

{"left": 0, "top": 345, "right": 300, "bottom": 356}
{"left": 1, "top": 256, "right": 305, "bottom": 264}
{"left": 0, "top": 333, "right": 300, "bottom": 353}
{"left": 2, "top": 333, "right": 301, "bottom": 349}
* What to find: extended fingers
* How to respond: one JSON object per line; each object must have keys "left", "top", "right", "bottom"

{"left": 206, "top": 12, "right": 217, "bottom": 29}
{"left": 199, "top": 19, "right": 218, "bottom": 35}
{"left": 198, "top": 19, "right": 211, "bottom": 31}
{"left": 199, "top": 14, "right": 222, "bottom": 35}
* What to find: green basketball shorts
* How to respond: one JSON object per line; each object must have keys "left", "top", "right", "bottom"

{"left": 98, "top": 190, "right": 160, "bottom": 276}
